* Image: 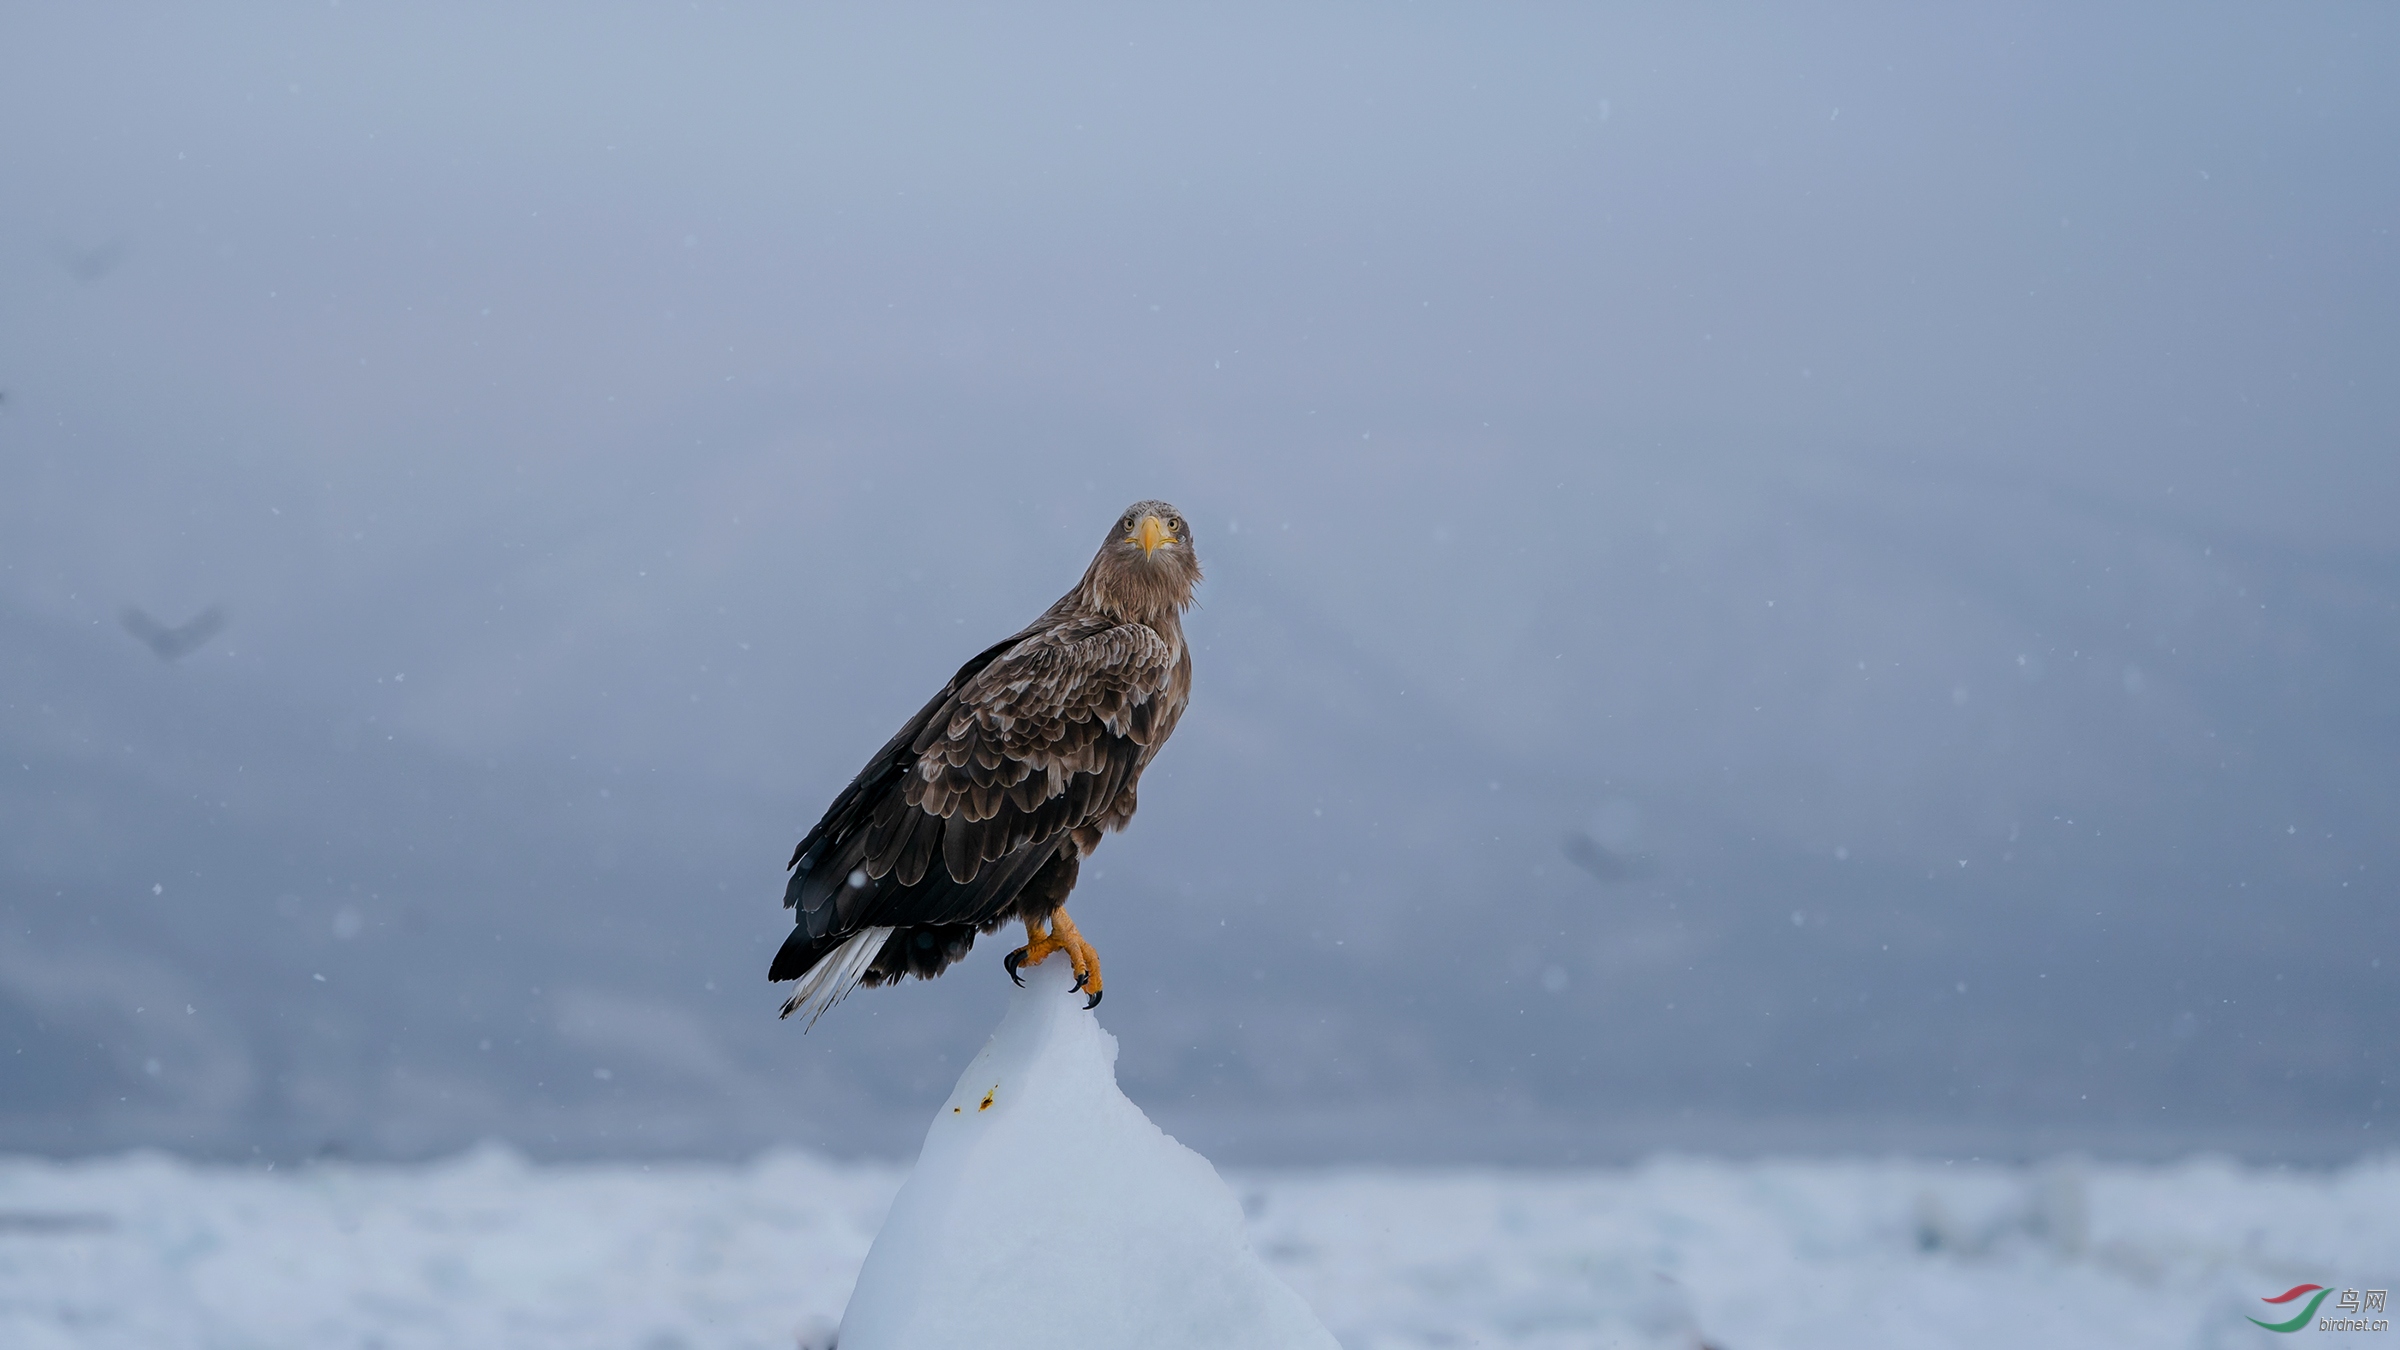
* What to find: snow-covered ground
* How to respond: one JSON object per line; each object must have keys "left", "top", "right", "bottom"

{"left": 3, "top": 1144, "right": 2393, "bottom": 1350}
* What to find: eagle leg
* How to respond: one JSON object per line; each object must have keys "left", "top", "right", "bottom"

{"left": 1003, "top": 909, "right": 1103, "bottom": 1009}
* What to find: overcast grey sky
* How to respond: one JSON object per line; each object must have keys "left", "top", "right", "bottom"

{"left": 2, "top": 3, "right": 2393, "bottom": 1163}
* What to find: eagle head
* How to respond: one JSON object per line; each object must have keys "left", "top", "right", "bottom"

{"left": 1089, "top": 499, "right": 1202, "bottom": 619}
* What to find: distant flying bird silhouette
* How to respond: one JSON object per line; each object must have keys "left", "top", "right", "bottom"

{"left": 1561, "top": 830, "right": 1653, "bottom": 884}
{"left": 120, "top": 605, "right": 227, "bottom": 661}
{"left": 55, "top": 240, "right": 128, "bottom": 284}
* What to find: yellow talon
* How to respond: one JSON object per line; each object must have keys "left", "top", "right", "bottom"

{"left": 1005, "top": 909, "right": 1104, "bottom": 1007}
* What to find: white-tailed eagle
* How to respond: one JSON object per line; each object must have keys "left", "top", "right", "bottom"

{"left": 770, "top": 501, "right": 1200, "bottom": 1026}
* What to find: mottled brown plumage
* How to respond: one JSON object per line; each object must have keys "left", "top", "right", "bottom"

{"left": 770, "top": 501, "right": 1200, "bottom": 1024}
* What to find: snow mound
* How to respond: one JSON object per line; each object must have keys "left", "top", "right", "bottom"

{"left": 838, "top": 959, "right": 1339, "bottom": 1350}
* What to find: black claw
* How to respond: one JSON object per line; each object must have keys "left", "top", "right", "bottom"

{"left": 1003, "top": 947, "right": 1027, "bottom": 986}
{"left": 1071, "top": 967, "right": 1090, "bottom": 992}
{"left": 1084, "top": 989, "right": 1103, "bottom": 1010}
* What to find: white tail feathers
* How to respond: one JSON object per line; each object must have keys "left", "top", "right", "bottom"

{"left": 778, "top": 927, "right": 894, "bottom": 1030}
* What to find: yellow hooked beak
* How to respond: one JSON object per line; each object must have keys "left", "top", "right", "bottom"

{"left": 1132, "top": 513, "right": 1174, "bottom": 556}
